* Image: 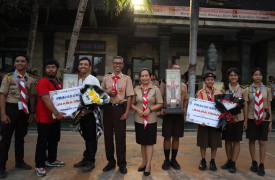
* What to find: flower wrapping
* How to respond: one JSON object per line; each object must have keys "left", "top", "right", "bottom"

{"left": 214, "top": 94, "right": 245, "bottom": 131}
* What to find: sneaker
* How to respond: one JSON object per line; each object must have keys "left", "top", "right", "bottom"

{"left": 162, "top": 160, "right": 171, "bottom": 170}
{"left": 257, "top": 164, "right": 265, "bottom": 176}
{"left": 250, "top": 161, "right": 258, "bottom": 172}
{"left": 74, "top": 159, "right": 87, "bottom": 168}
{"left": 170, "top": 159, "right": 181, "bottom": 170}
{"left": 199, "top": 160, "right": 207, "bottom": 170}
{"left": 15, "top": 162, "right": 32, "bottom": 170}
{"left": 221, "top": 160, "right": 231, "bottom": 169}
{"left": 46, "top": 158, "right": 65, "bottom": 167}
{"left": 229, "top": 162, "right": 236, "bottom": 173}
{"left": 210, "top": 160, "right": 217, "bottom": 171}
{"left": 0, "top": 168, "right": 6, "bottom": 179}
{"left": 35, "top": 168, "right": 46, "bottom": 177}
{"left": 82, "top": 162, "right": 95, "bottom": 173}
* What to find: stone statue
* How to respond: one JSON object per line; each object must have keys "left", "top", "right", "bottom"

{"left": 202, "top": 43, "right": 218, "bottom": 77}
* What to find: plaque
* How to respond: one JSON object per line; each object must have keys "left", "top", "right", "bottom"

{"left": 63, "top": 74, "right": 79, "bottom": 89}
{"left": 163, "top": 69, "right": 185, "bottom": 115}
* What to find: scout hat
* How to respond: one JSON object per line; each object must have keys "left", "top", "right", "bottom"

{"left": 202, "top": 72, "right": 216, "bottom": 81}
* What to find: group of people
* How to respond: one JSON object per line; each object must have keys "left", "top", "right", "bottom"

{"left": 0, "top": 54, "right": 272, "bottom": 178}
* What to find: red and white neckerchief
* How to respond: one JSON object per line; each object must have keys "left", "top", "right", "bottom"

{"left": 142, "top": 88, "right": 150, "bottom": 129}
{"left": 205, "top": 87, "right": 214, "bottom": 102}
{"left": 112, "top": 75, "right": 120, "bottom": 94}
{"left": 17, "top": 75, "right": 29, "bottom": 114}
{"left": 253, "top": 84, "right": 264, "bottom": 125}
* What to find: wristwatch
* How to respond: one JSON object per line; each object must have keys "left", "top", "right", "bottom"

{"left": 149, "top": 107, "right": 152, "bottom": 113}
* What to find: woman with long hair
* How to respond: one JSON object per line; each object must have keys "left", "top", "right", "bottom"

{"left": 220, "top": 68, "right": 248, "bottom": 173}
{"left": 246, "top": 67, "right": 272, "bottom": 176}
{"left": 131, "top": 68, "right": 163, "bottom": 176}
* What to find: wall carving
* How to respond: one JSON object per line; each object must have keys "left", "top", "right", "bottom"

{"left": 127, "top": 43, "right": 159, "bottom": 63}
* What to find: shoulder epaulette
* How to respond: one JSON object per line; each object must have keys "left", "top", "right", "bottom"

{"left": 103, "top": 74, "right": 111, "bottom": 77}
{"left": 222, "top": 86, "right": 225, "bottom": 89}
{"left": 124, "top": 75, "right": 131, "bottom": 79}
{"left": 6, "top": 73, "right": 11, "bottom": 76}
{"left": 265, "top": 85, "right": 270, "bottom": 88}
{"left": 240, "top": 85, "right": 246, "bottom": 89}
{"left": 28, "top": 73, "right": 34, "bottom": 78}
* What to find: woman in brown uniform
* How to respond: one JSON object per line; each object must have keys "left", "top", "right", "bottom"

{"left": 131, "top": 68, "right": 163, "bottom": 176}
{"left": 220, "top": 68, "right": 248, "bottom": 173}
{"left": 246, "top": 67, "right": 272, "bottom": 176}
{"left": 196, "top": 72, "right": 222, "bottom": 171}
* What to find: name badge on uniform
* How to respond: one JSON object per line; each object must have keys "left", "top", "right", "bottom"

{"left": 18, "top": 101, "right": 23, "bottom": 110}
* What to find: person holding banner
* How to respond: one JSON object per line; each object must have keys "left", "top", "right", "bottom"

{"left": 246, "top": 67, "right": 272, "bottom": 176}
{"left": 34, "top": 59, "right": 65, "bottom": 177}
{"left": 131, "top": 68, "right": 163, "bottom": 176}
{"left": 0, "top": 54, "right": 36, "bottom": 179}
{"left": 196, "top": 72, "right": 222, "bottom": 171}
{"left": 101, "top": 56, "right": 134, "bottom": 174}
{"left": 73, "top": 57, "right": 101, "bottom": 173}
{"left": 160, "top": 64, "right": 188, "bottom": 170}
{"left": 220, "top": 68, "right": 248, "bottom": 173}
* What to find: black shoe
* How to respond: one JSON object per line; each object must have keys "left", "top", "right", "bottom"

{"left": 250, "top": 161, "right": 258, "bottom": 172}
{"left": 221, "top": 160, "right": 231, "bottom": 169}
{"left": 74, "top": 159, "right": 87, "bottom": 168}
{"left": 210, "top": 160, "right": 217, "bottom": 171}
{"left": 257, "top": 164, "right": 265, "bottom": 176}
{"left": 229, "top": 162, "right": 236, "bottom": 173}
{"left": 119, "top": 166, "right": 127, "bottom": 174}
{"left": 162, "top": 160, "right": 170, "bottom": 170}
{"left": 138, "top": 166, "right": 146, "bottom": 172}
{"left": 82, "top": 162, "right": 95, "bottom": 173}
{"left": 0, "top": 168, "right": 6, "bottom": 179}
{"left": 15, "top": 162, "right": 32, "bottom": 170}
{"left": 103, "top": 164, "right": 116, "bottom": 172}
{"left": 143, "top": 170, "right": 150, "bottom": 176}
{"left": 199, "top": 160, "right": 207, "bottom": 170}
{"left": 170, "top": 159, "right": 181, "bottom": 170}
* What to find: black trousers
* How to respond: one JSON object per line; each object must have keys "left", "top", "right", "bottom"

{"left": 80, "top": 113, "right": 97, "bottom": 163}
{"left": 0, "top": 103, "right": 29, "bottom": 168}
{"left": 35, "top": 122, "right": 60, "bottom": 168}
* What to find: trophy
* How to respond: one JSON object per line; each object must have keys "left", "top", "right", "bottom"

{"left": 63, "top": 73, "right": 79, "bottom": 89}
{"left": 163, "top": 69, "right": 185, "bottom": 115}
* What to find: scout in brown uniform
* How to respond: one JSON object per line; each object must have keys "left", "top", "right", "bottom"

{"left": 220, "top": 68, "right": 248, "bottom": 173}
{"left": 246, "top": 67, "right": 272, "bottom": 176}
{"left": 196, "top": 72, "right": 222, "bottom": 171}
{"left": 160, "top": 64, "right": 188, "bottom": 170}
{"left": 0, "top": 54, "right": 36, "bottom": 179}
{"left": 131, "top": 68, "right": 163, "bottom": 176}
{"left": 101, "top": 56, "right": 134, "bottom": 174}
{"left": 150, "top": 74, "right": 160, "bottom": 88}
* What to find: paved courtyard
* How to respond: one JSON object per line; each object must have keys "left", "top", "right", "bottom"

{"left": 2, "top": 130, "right": 275, "bottom": 180}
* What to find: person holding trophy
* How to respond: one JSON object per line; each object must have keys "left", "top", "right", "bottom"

{"left": 131, "top": 68, "right": 163, "bottom": 176}
{"left": 160, "top": 64, "right": 188, "bottom": 170}
{"left": 196, "top": 72, "right": 222, "bottom": 171}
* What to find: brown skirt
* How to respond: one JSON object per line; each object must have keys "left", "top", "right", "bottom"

{"left": 162, "top": 114, "right": 184, "bottom": 138}
{"left": 197, "top": 125, "right": 222, "bottom": 148}
{"left": 246, "top": 119, "right": 269, "bottom": 141}
{"left": 222, "top": 121, "right": 244, "bottom": 141}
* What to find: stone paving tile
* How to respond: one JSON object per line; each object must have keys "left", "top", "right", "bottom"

{"left": 2, "top": 131, "right": 275, "bottom": 180}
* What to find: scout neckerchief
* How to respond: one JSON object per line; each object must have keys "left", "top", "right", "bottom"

{"left": 205, "top": 87, "right": 214, "bottom": 102}
{"left": 112, "top": 75, "right": 120, "bottom": 94}
{"left": 228, "top": 83, "right": 239, "bottom": 97}
{"left": 251, "top": 84, "right": 264, "bottom": 125}
{"left": 142, "top": 87, "right": 151, "bottom": 129}
{"left": 14, "top": 71, "right": 28, "bottom": 114}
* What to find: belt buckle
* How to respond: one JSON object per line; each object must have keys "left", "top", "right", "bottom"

{"left": 112, "top": 103, "right": 118, "bottom": 107}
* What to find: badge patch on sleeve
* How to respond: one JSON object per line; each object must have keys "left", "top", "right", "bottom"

{"left": 2, "top": 82, "right": 6, "bottom": 86}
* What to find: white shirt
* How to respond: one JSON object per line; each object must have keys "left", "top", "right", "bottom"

{"left": 79, "top": 74, "right": 100, "bottom": 87}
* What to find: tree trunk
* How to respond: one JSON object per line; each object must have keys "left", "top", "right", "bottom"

{"left": 66, "top": 0, "right": 88, "bottom": 73}
{"left": 27, "top": 0, "right": 39, "bottom": 69}
{"left": 188, "top": 0, "right": 199, "bottom": 98}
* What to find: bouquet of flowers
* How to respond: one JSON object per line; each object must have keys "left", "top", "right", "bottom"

{"left": 214, "top": 94, "right": 245, "bottom": 131}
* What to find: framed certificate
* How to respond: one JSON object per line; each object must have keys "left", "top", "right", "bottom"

{"left": 63, "top": 74, "right": 79, "bottom": 89}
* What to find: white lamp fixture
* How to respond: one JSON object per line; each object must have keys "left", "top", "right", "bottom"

{"left": 133, "top": 0, "right": 142, "bottom": 5}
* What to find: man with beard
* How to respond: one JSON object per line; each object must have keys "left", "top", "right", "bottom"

{"left": 73, "top": 57, "right": 102, "bottom": 173}
{"left": 34, "top": 59, "right": 65, "bottom": 177}
{"left": 0, "top": 54, "right": 36, "bottom": 179}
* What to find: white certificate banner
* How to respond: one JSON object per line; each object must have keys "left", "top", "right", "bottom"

{"left": 49, "top": 86, "right": 82, "bottom": 118}
{"left": 186, "top": 97, "right": 221, "bottom": 128}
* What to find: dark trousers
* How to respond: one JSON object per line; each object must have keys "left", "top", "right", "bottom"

{"left": 35, "top": 122, "right": 60, "bottom": 168}
{"left": 103, "top": 105, "right": 126, "bottom": 167}
{"left": 0, "top": 103, "right": 29, "bottom": 168}
{"left": 80, "top": 113, "right": 98, "bottom": 163}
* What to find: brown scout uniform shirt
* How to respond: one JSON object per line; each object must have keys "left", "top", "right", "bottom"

{"left": 132, "top": 84, "right": 163, "bottom": 124}
{"left": 101, "top": 72, "right": 134, "bottom": 104}
{"left": 160, "top": 81, "right": 188, "bottom": 108}
{"left": 151, "top": 80, "right": 160, "bottom": 88}
{"left": 267, "top": 81, "right": 274, "bottom": 97}
{"left": 196, "top": 88, "right": 222, "bottom": 101}
{"left": 247, "top": 84, "right": 272, "bottom": 121}
{"left": 221, "top": 86, "right": 248, "bottom": 122}
{"left": 0, "top": 69, "right": 36, "bottom": 103}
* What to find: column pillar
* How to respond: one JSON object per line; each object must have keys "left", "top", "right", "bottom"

{"left": 159, "top": 36, "right": 170, "bottom": 79}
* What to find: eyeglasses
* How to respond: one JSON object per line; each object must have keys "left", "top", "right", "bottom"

{"left": 113, "top": 62, "right": 123, "bottom": 66}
